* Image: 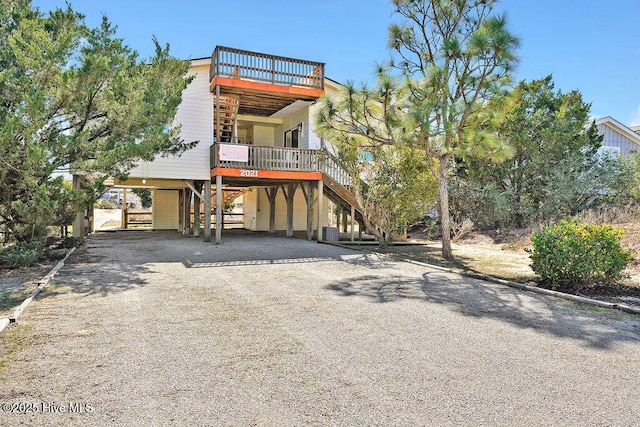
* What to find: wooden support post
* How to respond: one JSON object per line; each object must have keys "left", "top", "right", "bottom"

{"left": 233, "top": 111, "right": 238, "bottom": 143}
{"left": 284, "top": 183, "right": 297, "bottom": 238}
{"left": 342, "top": 210, "right": 348, "bottom": 233}
{"left": 88, "top": 204, "right": 94, "bottom": 234}
{"left": 204, "top": 180, "right": 212, "bottom": 242}
{"left": 305, "top": 183, "right": 314, "bottom": 241}
{"left": 266, "top": 187, "right": 278, "bottom": 234}
{"left": 187, "top": 188, "right": 193, "bottom": 234}
{"left": 336, "top": 208, "right": 342, "bottom": 232}
{"left": 317, "top": 179, "right": 324, "bottom": 242}
{"left": 215, "top": 175, "right": 223, "bottom": 244}
{"left": 122, "top": 187, "right": 128, "bottom": 230}
{"left": 183, "top": 188, "right": 192, "bottom": 235}
{"left": 177, "top": 189, "right": 182, "bottom": 233}
{"left": 178, "top": 190, "right": 183, "bottom": 232}
{"left": 72, "top": 175, "right": 85, "bottom": 237}
{"left": 215, "top": 85, "right": 221, "bottom": 144}
{"left": 350, "top": 205, "right": 355, "bottom": 242}
{"left": 193, "top": 181, "right": 201, "bottom": 237}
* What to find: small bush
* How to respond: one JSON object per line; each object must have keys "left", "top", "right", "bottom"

{"left": 98, "top": 199, "right": 119, "bottom": 209}
{"left": 528, "top": 220, "right": 634, "bottom": 288}
{"left": 0, "top": 240, "right": 45, "bottom": 268}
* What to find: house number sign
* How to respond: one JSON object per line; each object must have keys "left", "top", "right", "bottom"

{"left": 240, "top": 169, "right": 259, "bottom": 177}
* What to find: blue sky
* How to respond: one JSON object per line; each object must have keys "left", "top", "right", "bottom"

{"left": 32, "top": 0, "right": 640, "bottom": 125}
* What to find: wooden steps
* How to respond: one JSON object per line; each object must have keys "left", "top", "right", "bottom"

{"left": 213, "top": 95, "right": 240, "bottom": 143}
{"left": 195, "top": 189, "right": 246, "bottom": 213}
{"left": 320, "top": 161, "right": 387, "bottom": 240}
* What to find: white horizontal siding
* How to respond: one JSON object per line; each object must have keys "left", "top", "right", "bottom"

{"left": 253, "top": 125, "right": 276, "bottom": 146}
{"left": 129, "top": 63, "right": 213, "bottom": 180}
{"left": 275, "top": 107, "right": 313, "bottom": 149}
{"left": 309, "top": 79, "right": 344, "bottom": 151}
{"left": 308, "top": 103, "right": 322, "bottom": 150}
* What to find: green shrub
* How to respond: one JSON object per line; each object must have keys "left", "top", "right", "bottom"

{"left": 0, "top": 240, "right": 45, "bottom": 268}
{"left": 98, "top": 199, "right": 119, "bottom": 209}
{"left": 528, "top": 220, "right": 634, "bottom": 288}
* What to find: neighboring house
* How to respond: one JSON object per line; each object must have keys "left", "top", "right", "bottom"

{"left": 594, "top": 116, "right": 640, "bottom": 158}
{"left": 76, "top": 46, "right": 367, "bottom": 243}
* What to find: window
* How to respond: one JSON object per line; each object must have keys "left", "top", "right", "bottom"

{"left": 283, "top": 123, "right": 303, "bottom": 148}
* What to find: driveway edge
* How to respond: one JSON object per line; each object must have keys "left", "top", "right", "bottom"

{"left": 0, "top": 247, "right": 76, "bottom": 334}
{"left": 325, "top": 242, "right": 640, "bottom": 316}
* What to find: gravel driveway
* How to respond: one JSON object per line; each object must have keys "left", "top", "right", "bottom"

{"left": 1, "top": 231, "right": 639, "bottom": 426}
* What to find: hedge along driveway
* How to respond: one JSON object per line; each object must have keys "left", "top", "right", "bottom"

{"left": 0, "top": 231, "right": 639, "bottom": 426}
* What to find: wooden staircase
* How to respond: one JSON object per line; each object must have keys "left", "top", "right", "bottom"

{"left": 215, "top": 189, "right": 246, "bottom": 209}
{"left": 195, "top": 189, "right": 246, "bottom": 214}
{"left": 320, "top": 151, "right": 387, "bottom": 241}
{"left": 191, "top": 189, "right": 246, "bottom": 231}
{"left": 213, "top": 95, "right": 240, "bottom": 143}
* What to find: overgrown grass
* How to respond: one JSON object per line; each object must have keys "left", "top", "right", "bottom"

{"left": 574, "top": 204, "right": 640, "bottom": 225}
{"left": 374, "top": 243, "right": 537, "bottom": 283}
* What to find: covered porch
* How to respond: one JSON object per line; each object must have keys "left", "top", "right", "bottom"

{"left": 188, "top": 175, "right": 331, "bottom": 245}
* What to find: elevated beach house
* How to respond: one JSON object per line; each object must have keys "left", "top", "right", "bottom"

{"left": 74, "top": 46, "right": 371, "bottom": 243}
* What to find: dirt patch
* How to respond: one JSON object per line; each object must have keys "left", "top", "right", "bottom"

{"left": 0, "top": 264, "right": 57, "bottom": 318}
{"left": 376, "top": 235, "right": 640, "bottom": 308}
{"left": 376, "top": 241, "right": 535, "bottom": 282}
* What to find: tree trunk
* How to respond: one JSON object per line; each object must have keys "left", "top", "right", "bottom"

{"left": 438, "top": 161, "right": 453, "bottom": 260}
{"left": 352, "top": 182, "right": 388, "bottom": 248}
{"left": 361, "top": 209, "right": 387, "bottom": 248}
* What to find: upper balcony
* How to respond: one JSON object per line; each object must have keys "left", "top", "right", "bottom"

{"left": 209, "top": 46, "right": 325, "bottom": 116}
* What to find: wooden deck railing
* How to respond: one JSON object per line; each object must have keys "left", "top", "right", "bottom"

{"left": 210, "top": 46, "right": 324, "bottom": 90}
{"left": 123, "top": 210, "right": 152, "bottom": 229}
{"left": 211, "top": 144, "right": 320, "bottom": 172}
{"left": 210, "top": 144, "right": 356, "bottom": 192}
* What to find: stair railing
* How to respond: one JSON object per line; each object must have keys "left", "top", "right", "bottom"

{"left": 319, "top": 149, "right": 353, "bottom": 189}
{"left": 319, "top": 149, "right": 388, "bottom": 241}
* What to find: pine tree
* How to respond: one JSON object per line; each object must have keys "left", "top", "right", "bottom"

{"left": 0, "top": 0, "right": 194, "bottom": 242}
{"left": 316, "top": 0, "right": 519, "bottom": 259}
